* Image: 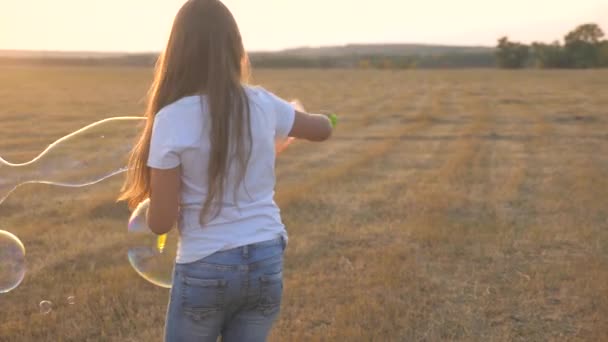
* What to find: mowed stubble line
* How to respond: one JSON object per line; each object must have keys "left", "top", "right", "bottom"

{"left": 0, "top": 66, "right": 607, "bottom": 341}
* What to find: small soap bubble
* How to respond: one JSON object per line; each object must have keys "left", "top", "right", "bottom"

{"left": 0, "top": 230, "right": 26, "bottom": 294}
{"left": 39, "top": 300, "right": 53, "bottom": 315}
{"left": 67, "top": 296, "right": 76, "bottom": 305}
{"left": 339, "top": 256, "right": 354, "bottom": 272}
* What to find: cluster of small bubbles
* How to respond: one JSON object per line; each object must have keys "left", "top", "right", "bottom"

{"left": 39, "top": 300, "right": 53, "bottom": 315}
{"left": 0, "top": 230, "right": 26, "bottom": 294}
{"left": 37, "top": 297, "right": 76, "bottom": 314}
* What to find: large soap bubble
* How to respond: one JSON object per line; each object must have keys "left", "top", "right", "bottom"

{"left": 127, "top": 199, "right": 177, "bottom": 289}
{"left": 0, "top": 116, "right": 144, "bottom": 205}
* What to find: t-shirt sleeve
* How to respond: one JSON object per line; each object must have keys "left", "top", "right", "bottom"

{"left": 262, "top": 89, "right": 296, "bottom": 139}
{"left": 147, "top": 112, "right": 181, "bottom": 169}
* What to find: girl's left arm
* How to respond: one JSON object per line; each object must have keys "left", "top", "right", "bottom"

{"left": 147, "top": 167, "right": 181, "bottom": 235}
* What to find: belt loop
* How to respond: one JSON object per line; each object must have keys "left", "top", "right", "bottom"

{"left": 242, "top": 245, "right": 249, "bottom": 259}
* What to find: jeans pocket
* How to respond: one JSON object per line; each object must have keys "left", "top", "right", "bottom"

{"left": 258, "top": 271, "right": 283, "bottom": 317}
{"left": 180, "top": 275, "right": 227, "bottom": 321}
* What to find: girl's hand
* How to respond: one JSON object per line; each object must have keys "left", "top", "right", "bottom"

{"left": 275, "top": 100, "right": 305, "bottom": 154}
{"left": 291, "top": 99, "right": 306, "bottom": 112}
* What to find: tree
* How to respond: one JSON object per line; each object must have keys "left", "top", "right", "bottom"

{"left": 564, "top": 23, "right": 605, "bottom": 68}
{"left": 496, "top": 37, "right": 530, "bottom": 69}
{"left": 531, "top": 41, "right": 570, "bottom": 68}
{"left": 565, "top": 23, "right": 605, "bottom": 44}
{"left": 599, "top": 41, "right": 608, "bottom": 67}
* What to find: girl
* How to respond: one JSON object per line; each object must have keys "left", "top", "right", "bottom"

{"left": 119, "top": 0, "right": 333, "bottom": 341}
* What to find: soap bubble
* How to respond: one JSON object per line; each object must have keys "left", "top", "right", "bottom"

{"left": 0, "top": 116, "right": 143, "bottom": 206}
{"left": 39, "top": 300, "right": 53, "bottom": 314}
{"left": 0, "top": 230, "right": 26, "bottom": 294}
{"left": 127, "top": 199, "right": 177, "bottom": 289}
{"left": 67, "top": 296, "right": 76, "bottom": 305}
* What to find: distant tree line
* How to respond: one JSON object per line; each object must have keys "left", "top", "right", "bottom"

{"left": 0, "top": 54, "right": 158, "bottom": 67}
{"left": 0, "top": 52, "right": 497, "bottom": 69}
{"left": 497, "top": 23, "right": 608, "bottom": 69}
{"left": 248, "top": 53, "right": 495, "bottom": 69}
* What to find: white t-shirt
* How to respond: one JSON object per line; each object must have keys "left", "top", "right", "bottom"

{"left": 147, "top": 86, "right": 296, "bottom": 264}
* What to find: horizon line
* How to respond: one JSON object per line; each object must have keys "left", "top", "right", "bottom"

{"left": 0, "top": 41, "right": 498, "bottom": 56}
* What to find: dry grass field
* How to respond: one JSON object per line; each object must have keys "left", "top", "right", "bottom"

{"left": 0, "top": 66, "right": 607, "bottom": 341}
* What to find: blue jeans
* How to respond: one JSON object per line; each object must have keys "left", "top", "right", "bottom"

{"left": 164, "top": 236, "right": 286, "bottom": 342}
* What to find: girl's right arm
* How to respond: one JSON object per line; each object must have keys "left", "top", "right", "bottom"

{"left": 265, "top": 87, "right": 333, "bottom": 142}
{"left": 289, "top": 111, "right": 333, "bottom": 142}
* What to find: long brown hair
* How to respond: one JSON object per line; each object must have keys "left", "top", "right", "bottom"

{"left": 119, "top": 0, "right": 252, "bottom": 224}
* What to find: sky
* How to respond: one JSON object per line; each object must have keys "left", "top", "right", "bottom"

{"left": 1, "top": 0, "right": 607, "bottom": 52}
